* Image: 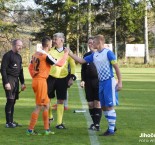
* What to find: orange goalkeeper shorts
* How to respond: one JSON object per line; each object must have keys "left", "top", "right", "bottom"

{"left": 32, "top": 78, "right": 50, "bottom": 105}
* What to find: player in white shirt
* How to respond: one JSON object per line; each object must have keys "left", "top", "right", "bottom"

{"left": 68, "top": 34, "right": 122, "bottom": 136}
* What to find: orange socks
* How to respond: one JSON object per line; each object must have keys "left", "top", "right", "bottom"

{"left": 28, "top": 112, "right": 38, "bottom": 130}
{"left": 28, "top": 110, "right": 49, "bottom": 130}
{"left": 43, "top": 110, "right": 49, "bottom": 130}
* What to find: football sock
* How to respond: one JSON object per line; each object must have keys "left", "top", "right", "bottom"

{"left": 5, "top": 111, "right": 11, "bottom": 124}
{"left": 64, "top": 99, "right": 68, "bottom": 107}
{"left": 10, "top": 100, "right": 15, "bottom": 123}
{"left": 104, "top": 110, "right": 116, "bottom": 133}
{"left": 10, "top": 105, "right": 14, "bottom": 123}
{"left": 5, "top": 99, "right": 14, "bottom": 124}
{"left": 57, "top": 104, "right": 64, "bottom": 125}
{"left": 94, "top": 108, "right": 102, "bottom": 126}
{"left": 64, "top": 92, "right": 68, "bottom": 107}
{"left": 43, "top": 110, "right": 49, "bottom": 130}
{"left": 49, "top": 106, "right": 53, "bottom": 119}
{"left": 89, "top": 108, "right": 95, "bottom": 124}
{"left": 28, "top": 112, "right": 39, "bottom": 130}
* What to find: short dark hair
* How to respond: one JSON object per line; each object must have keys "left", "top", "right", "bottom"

{"left": 88, "top": 36, "right": 94, "bottom": 41}
{"left": 42, "top": 36, "right": 51, "bottom": 47}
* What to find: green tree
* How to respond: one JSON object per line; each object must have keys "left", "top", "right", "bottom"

{"left": 0, "top": 0, "right": 19, "bottom": 58}
{"left": 33, "top": 0, "right": 155, "bottom": 57}
{"left": 0, "top": 0, "right": 39, "bottom": 65}
{"left": 34, "top": 0, "right": 91, "bottom": 52}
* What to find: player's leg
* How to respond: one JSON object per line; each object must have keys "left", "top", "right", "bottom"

{"left": 64, "top": 91, "right": 69, "bottom": 110}
{"left": 47, "top": 75, "right": 56, "bottom": 120}
{"left": 52, "top": 91, "right": 69, "bottom": 110}
{"left": 11, "top": 80, "right": 22, "bottom": 127}
{"left": 27, "top": 79, "right": 42, "bottom": 135}
{"left": 27, "top": 105, "right": 42, "bottom": 135}
{"left": 10, "top": 99, "right": 15, "bottom": 123}
{"left": 85, "top": 80, "right": 96, "bottom": 129}
{"left": 40, "top": 80, "right": 55, "bottom": 135}
{"left": 93, "top": 100, "right": 102, "bottom": 131}
{"left": 28, "top": 106, "right": 41, "bottom": 130}
{"left": 4, "top": 77, "right": 17, "bottom": 128}
{"left": 87, "top": 101, "right": 95, "bottom": 129}
{"left": 91, "top": 79, "right": 102, "bottom": 131}
{"left": 55, "top": 78, "right": 67, "bottom": 129}
{"left": 56, "top": 99, "right": 65, "bottom": 129}
{"left": 10, "top": 99, "right": 22, "bottom": 127}
{"left": 5, "top": 98, "right": 16, "bottom": 128}
{"left": 43, "top": 104, "right": 55, "bottom": 135}
{"left": 100, "top": 78, "right": 117, "bottom": 136}
{"left": 49, "top": 101, "right": 54, "bottom": 125}
{"left": 10, "top": 80, "right": 18, "bottom": 124}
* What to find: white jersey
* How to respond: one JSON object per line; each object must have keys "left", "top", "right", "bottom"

{"left": 84, "top": 48, "right": 116, "bottom": 81}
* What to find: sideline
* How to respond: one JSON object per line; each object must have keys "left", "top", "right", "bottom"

{"left": 76, "top": 80, "right": 100, "bottom": 145}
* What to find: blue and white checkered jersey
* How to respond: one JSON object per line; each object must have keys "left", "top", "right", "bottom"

{"left": 84, "top": 48, "right": 116, "bottom": 81}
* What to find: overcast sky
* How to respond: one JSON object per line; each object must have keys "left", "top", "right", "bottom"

{"left": 20, "top": 0, "right": 37, "bottom": 8}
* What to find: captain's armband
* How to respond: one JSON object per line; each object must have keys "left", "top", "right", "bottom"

{"left": 111, "top": 60, "right": 117, "bottom": 65}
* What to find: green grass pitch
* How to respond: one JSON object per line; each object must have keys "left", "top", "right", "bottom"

{"left": 0, "top": 66, "right": 155, "bottom": 145}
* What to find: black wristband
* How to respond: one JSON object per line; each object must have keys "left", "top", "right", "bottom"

{"left": 70, "top": 74, "right": 76, "bottom": 81}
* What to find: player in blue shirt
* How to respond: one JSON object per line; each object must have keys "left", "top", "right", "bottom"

{"left": 68, "top": 34, "right": 122, "bottom": 136}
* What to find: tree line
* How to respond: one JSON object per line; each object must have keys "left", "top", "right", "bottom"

{"left": 0, "top": 0, "right": 155, "bottom": 64}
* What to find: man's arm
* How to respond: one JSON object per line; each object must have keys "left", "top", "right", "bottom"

{"left": 19, "top": 61, "right": 25, "bottom": 85}
{"left": 55, "top": 50, "right": 68, "bottom": 67}
{"left": 18, "top": 59, "right": 26, "bottom": 91}
{"left": 68, "top": 55, "right": 76, "bottom": 78}
{"left": 81, "top": 54, "right": 87, "bottom": 88}
{"left": 28, "top": 63, "right": 34, "bottom": 78}
{"left": 107, "top": 50, "right": 122, "bottom": 91}
{"left": 67, "top": 56, "right": 76, "bottom": 87}
{"left": 1, "top": 54, "right": 9, "bottom": 84}
{"left": 113, "top": 63, "right": 122, "bottom": 91}
{"left": 46, "top": 50, "right": 69, "bottom": 67}
{"left": 81, "top": 53, "right": 89, "bottom": 82}
{"left": 68, "top": 51, "right": 86, "bottom": 64}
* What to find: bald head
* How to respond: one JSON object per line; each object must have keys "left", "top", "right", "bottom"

{"left": 12, "top": 39, "right": 23, "bottom": 53}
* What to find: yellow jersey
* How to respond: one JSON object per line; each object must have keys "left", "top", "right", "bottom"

{"left": 49, "top": 48, "right": 76, "bottom": 78}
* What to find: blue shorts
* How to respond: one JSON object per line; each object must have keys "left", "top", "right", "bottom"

{"left": 99, "top": 77, "right": 119, "bottom": 107}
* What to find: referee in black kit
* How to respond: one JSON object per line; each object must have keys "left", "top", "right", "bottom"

{"left": 1, "top": 39, "right": 26, "bottom": 128}
{"left": 81, "top": 37, "right": 102, "bottom": 131}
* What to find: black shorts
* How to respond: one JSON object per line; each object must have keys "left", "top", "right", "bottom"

{"left": 84, "top": 78, "right": 99, "bottom": 102}
{"left": 3, "top": 75, "right": 19, "bottom": 100}
{"left": 47, "top": 75, "right": 69, "bottom": 100}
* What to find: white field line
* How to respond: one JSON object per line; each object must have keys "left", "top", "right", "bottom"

{"left": 76, "top": 80, "right": 100, "bottom": 145}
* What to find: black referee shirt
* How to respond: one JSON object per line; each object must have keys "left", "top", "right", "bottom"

{"left": 1, "top": 50, "right": 25, "bottom": 85}
{"left": 81, "top": 51, "right": 98, "bottom": 82}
